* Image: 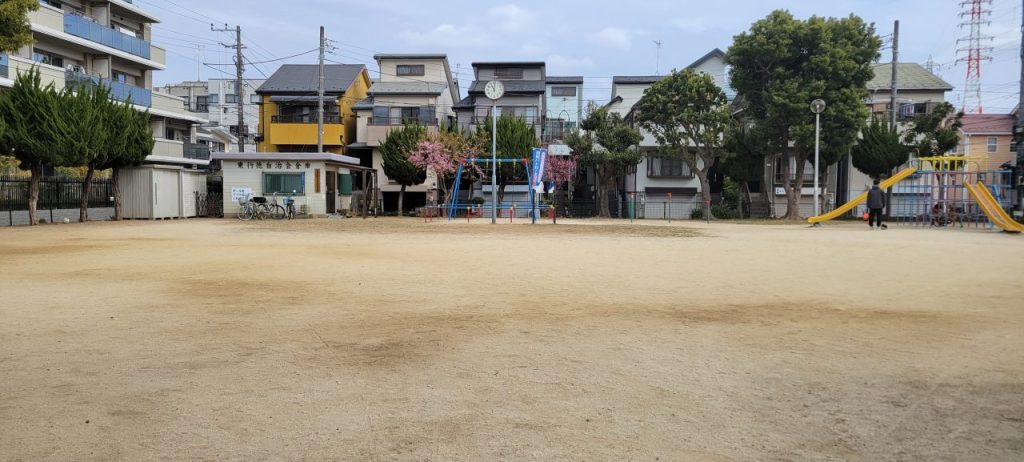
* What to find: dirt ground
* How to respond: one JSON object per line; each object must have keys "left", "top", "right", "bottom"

{"left": 1, "top": 218, "right": 1022, "bottom": 461}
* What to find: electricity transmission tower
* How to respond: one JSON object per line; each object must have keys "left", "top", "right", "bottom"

{"left": 956, "top": 0, "right": 994, "bottom": 114}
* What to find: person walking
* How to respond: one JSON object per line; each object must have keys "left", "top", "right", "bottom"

{"left": 867, "top": 179, "right": 886, "bottom": 230}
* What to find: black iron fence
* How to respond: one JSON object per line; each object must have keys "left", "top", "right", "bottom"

{"left": 195, "top": 191, "right": 223, "bottom": 218}
{"left": 1, "top": 175, "right": 115, "bottom": 225}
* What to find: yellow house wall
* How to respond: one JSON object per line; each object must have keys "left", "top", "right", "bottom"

{"left": 962, "top": 134, "right": 1014, "bottom": 171}
{"left": 340, "top": 69, "right": 371, "bottom": 151}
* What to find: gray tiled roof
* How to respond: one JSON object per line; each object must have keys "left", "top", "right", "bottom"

{"left": 352, "top": 96, "right": 374, "bottom": 110}
{"left": 453, "top": 95, "right": 475, "bottom": 110}
{"left": 868, "top": 63, "right": 953, "bottom": 91}
{"left": 547, "top": 76, "right": 584, "bottom": 84}
{"left": 468, "top": 80, "right": 546, "bottom": 94}
{"left": 368, "top": 81, "right": 447, "bottom": 95}
{"left": 612, "top": 76, "right": 663, "bottom": 85}
{"left": 257, "top": 64, "right": 365, "bottom": 94}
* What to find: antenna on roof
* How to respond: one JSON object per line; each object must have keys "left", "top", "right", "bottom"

{"left": 653, "top": 40, "right": 663, "bottom": 75}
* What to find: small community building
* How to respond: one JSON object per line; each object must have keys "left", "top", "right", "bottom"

{"left": 212, "top": 152, "right": 366, "bottom": 216}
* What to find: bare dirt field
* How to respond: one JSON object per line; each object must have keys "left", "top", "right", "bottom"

{"left": 1, "top": 218, "right": 1022, "bottom": 461}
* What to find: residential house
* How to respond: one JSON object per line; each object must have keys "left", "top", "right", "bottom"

{"left": 452, "top": 61, "right": 547, "bottom": 210}
{"left": 255, "top": 64, "right": 371, "bottom": 154}
{"left": 957, "top": 113, "right": 1017, "bottom": 171}
{"left": 831, "top": 63, "right": 954, "bottom": 219}
{"left": 544, "top": 76, "right": 583, "bottom": 146}
{"left": 2, "top": 0, "right": 212, "bottom": 219}
{"left": 609, "top": 49, "right": 733, "bottom": 219}
{"left": 158, "top": 78, "right": 265, "bottom": 151}
{"left": 350, "top": 53, "right": 460, "bottom": 212}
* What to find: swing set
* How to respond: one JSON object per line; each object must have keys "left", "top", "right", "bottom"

{"left": 446, "top": 157, "right": 548, "bottom": 223}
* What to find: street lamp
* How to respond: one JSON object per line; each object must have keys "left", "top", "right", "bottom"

{"left": 810, "top": 99, "right": 826, "bottom": 219}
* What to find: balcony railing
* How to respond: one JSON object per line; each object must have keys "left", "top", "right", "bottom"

{"left": 472, "top": 116, "right": 539, "bottom": 125}
{"left": 184, "top": 143, "right": 211, "bottom": 161}
{"left": 272, "top": 114, "right": 341, "bottom": 124}
{"left": 368, "top": 117, "right": 438, "bottom": 126}
{"left": 65, "top": 70, "right": 152, "bottom": 107}
{"left": 0, "top": 54, "right": 8, "bottom": 79}
{"left": 63, "top": 12, "right": 151, "bottom": 60}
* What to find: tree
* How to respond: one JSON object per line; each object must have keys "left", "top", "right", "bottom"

{"left": 475, "top": 114, "right": 536, "bottom": 205}
{"left": 635, "top": 69, "right": 731, "bottom": 219}
{"left": 721, "top": 123, "right": 768, "bottom": 218}
{"left": 852, "top": 118, "right": 910, "bottom": 179}
{"left": 567, "top": 104, "right": 642, "bottom": 218}
{"left": 543, "top": 155, "right": 577, "bottom": 220}
{"left": 0, "top": 0, "right": 38, "bottom": 53}
{"left": 727, "top": 10, "right": 881, "bottom": 219}
{"left": 58, "top": 82, "right": 114, "bottom": 222}
{"left": 568, "top": 107, "right": 642, "bottom": 218}
{"left": 0, "top": 69, "right": 65, "bottom": 225}
{"left": 903, "top": 102, "right": 963, "bottom": 158}
{"left": 105, "top": 103, "right": 152, "bottom": 220}
{"left": 408, "top": 129, "right": 484, "bottom": 211}
{"left": 379, "top": 123, "right": 426, "bottom": 214}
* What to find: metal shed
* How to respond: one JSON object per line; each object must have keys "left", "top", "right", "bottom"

{"left": 117, "top": 157, "right": 209, "bottom": 220}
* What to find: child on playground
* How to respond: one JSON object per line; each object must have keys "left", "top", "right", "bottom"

{"left": 867, "top": 179, "right": 886, "bottom": 230}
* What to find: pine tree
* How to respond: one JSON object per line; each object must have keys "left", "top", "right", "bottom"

{"left": 379, "top": 124, "right": 426, "bottom": 214}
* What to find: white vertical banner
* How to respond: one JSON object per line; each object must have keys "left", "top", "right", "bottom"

{"left": 531, "top": 147, "right": 548, "bottom": 192}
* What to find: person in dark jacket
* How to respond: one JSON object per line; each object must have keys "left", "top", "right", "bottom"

{"left": 866, "top": 179, "right": 886, "bottom": 230}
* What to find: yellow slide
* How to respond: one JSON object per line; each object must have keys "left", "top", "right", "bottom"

{"left": 807, "top": 167, "right": 917, "bottom": 224}
{"left": 966, "top": 182, "right": 1023, "bottom": 233}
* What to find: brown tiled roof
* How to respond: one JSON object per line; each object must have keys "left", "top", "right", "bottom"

{"left": 961, "top": 114, "right": 1015, "bottom": 135}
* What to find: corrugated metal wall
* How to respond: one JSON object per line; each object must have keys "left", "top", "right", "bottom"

{"left": 118, "top": 168, "right": 153, "bottom": 219}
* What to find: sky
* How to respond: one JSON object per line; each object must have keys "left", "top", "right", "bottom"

{"left": 143, "top": 0, "right": 1023, "bottom": 114}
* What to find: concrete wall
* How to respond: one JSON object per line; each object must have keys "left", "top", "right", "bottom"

{"left": 378, "top": 59, "right": 448, "bottom": 83}
{"left": 545, "top": 83, "right": 582, "bottom": 123}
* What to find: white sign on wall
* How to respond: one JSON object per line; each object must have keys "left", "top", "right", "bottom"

{"left": 231, "top": 187, "right": 253, "bottom": 203}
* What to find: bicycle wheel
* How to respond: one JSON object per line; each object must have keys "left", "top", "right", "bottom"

{"left": 237, "top": 204, "right": 253, "bottom": 221}
{"left": 270, "top": 204, "right": 286, "bottom": 220}
{"left": 255, "top": 203, "right": 271, "bottom": 220}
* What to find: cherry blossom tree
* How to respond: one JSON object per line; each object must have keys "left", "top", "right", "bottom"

{"left": 409, "top": 130, "right": 483, "bottom": 213}
{"left": 543, "top": 155, "right": 577, "bottom": 219}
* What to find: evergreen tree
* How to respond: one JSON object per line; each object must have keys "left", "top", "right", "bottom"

{"left": 380, "top": 124, "right": 426, "bottom": 214}
{"left": 474, "top": 114, "right": 536, "bottom": 205}
{"left": 566, "top": 104, "right": 642, "bottom": 218}
{"left": 0, "top": 0, "right": 38, "bottom": 53}
{"left": 0, "top": 70, "right": 65, "bottom": 225}
{"left": 58, "top": 81, "right": 115, "bottom": 222}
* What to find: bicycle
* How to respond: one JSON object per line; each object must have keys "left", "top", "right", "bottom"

{"left": 237, "top": 195, "right": 272, "bottom": 221}
{"left": 266, "top": 193, "right": 287, "bottom": 220}
{"left": 283, "top": 196, "right": 297, "bottom": 219}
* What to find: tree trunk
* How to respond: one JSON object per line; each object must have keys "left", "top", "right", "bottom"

{"left": 397, "top": 184, "right": 406, "bottom": 216}
{"left": 79, "top": 165, "right": 95, "bottom": 223}
{"left": 28, "top": 164, "right": 42, "bottom": 226}
{"left": 784, "top": 152, "right": 807, "bottom": 220}
{"left": 696, "top": 170, "right": 713, "bottom": 220}
{"left": 113, "top": 167, "right": 123, "bottom": 220}
{"left": 598, "top": 172, "right": 615, "bottom": 218}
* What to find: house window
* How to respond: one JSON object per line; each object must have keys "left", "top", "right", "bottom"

{"left": 250, "top": 94, "right": 260, "bottom": 104}
{"left": 263, "top": 173, "right": 305, "bottom": 195}
{"left": 988, "top": 137, "right": 998, "bottom": 153}
{"left": 208, "top": 94, "right": 219, "bottom": 104}
{"left": 551, "top": 86, "right": 577, "bottom": 97}
{"left": 399, "top": 106, "right": 421, "bottom": 123}
{"left": 111, "top": 70, "right": 128, "bottom": 83}
{"left": 39, "top": 0, "right": 62, "bottom": 8}
{"left": 32, "top": 49, "right": 63, "bottom": 68}
{"left": 648, "top": 157, "right": 692, "bottom": 178}
{"left": 494, "top": 68, "right": 524, "bottom": 80}
{"left": 225, "top": 94, "right": 239, "bottom": 104}
{"left": 396, "top": 65, "right": 425, "bottom": 76}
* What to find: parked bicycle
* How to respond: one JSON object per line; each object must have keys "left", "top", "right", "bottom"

{"left": 266, "top": 193, "right": 287, "bottom": 220}
{"left": 237, "top": 194, "right": 289, "bottom": 221}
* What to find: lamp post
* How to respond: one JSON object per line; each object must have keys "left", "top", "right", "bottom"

{"left": 810, "top": 99, "right": 826, "bottom": 219}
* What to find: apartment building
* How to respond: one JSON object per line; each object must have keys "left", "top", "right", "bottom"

{"left": 158, "top": 78, "right": 265, "bottom": 151}
{"left": 351, "top": 53, "right": 460, "bottom": 212}
{"left": 1, "top": 0, "right": 208, "bottom": 162}
{"left": 255, "top": 64, "right": 371, "bottom": 154}
{"left": 0, "top": 0, "right": 212, "bottom": 219}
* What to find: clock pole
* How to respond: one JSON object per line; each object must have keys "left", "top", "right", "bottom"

{"left": 491, "top": 100, "right": 497, "bottom": 224}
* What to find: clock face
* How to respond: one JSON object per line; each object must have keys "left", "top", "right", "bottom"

{"left": 484, "top": 80, "right": 505, "bottom": 100}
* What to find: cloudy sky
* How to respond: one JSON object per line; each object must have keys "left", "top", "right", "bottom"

{"left": 143, "top": 0, "right": 1022, "bottom": 113}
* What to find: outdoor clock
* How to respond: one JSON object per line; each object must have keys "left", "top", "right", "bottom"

{"left": 484, "top": 80, "right": 505, "bottom": 100}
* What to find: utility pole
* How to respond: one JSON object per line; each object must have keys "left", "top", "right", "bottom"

{"left": 890, "top": 20, "right": 899, "bottom": 131}
{"left": 1016, "top": 0, "right": 1023, "bottom": 211}
{"left": 317, "top": 26, "right": 326, "bottom": 154}
{"left": 653, "top": 40, "right": 663, "bottom": 75}
{"left": 212, "top": 24, "right": 246, "bottom": 152}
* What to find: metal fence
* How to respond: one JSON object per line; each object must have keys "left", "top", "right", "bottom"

{"left": 1, "top": 175, "right": 115, "bottom": 225}
{"left": 195, "top": 191, "right": 223, "bottom": 218}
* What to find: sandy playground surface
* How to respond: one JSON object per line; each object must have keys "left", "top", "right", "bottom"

{"left": 1, "top": 218, "right": 1022, "bottom": 461}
